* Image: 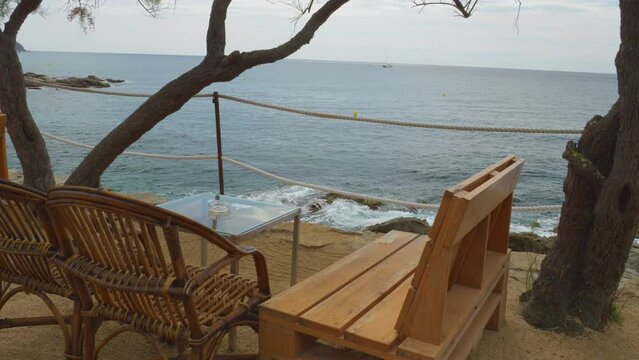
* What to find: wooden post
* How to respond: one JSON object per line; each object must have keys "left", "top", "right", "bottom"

{"left": 0, "top": 113, "right": 9, "bottom": 180}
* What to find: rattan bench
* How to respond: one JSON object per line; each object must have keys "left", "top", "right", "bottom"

{"left": 47, "top": 187, "right": 271, "bottom": 359}
{"left": 259, "top": 155, "right": 523, "bottom": 360}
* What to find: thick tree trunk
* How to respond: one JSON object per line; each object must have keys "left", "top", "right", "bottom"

{"left": 525, "top": 0, "right": 639, "bottom": 330}
{"left": 0, "top": 32, "right": 55, "bottom": 191}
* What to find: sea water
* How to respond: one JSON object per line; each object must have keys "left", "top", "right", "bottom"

{"left": 12, "top": 51, "right": 618, "bottom": 234}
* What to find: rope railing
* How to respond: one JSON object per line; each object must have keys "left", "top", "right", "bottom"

{"left": 39, "top": 131, "right": 562, "bottom": 212}
{"left": 29, "top": 80, "right": 583, "bottom": 135}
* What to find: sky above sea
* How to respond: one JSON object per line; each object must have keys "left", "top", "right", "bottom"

{"left": 16, "top": 0, "right": 620, "bottom": 74}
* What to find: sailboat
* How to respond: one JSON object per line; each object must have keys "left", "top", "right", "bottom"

{"left": 382, "top": 56, "right": 392, "bottom": 69}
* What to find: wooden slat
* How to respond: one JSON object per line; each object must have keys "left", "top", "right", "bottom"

{"left": 455, "top": 159, "right": 523, "bottom": 242}
{"left": 344, "top": 275, "right": 413, "bottom": 351}
{"left": 261, "top": 231, "right": 420, "bottom": 323}
{"left": 299, "top": 236, "right": 427, "bottom": 336}
{"left": 398, "top": 294, "right": 501, "bottom": 360}
{"left": 298, "top": 342, "right": 378, "bottom": 360}
{"left": 448, "top": 293, "right": 501, "bottom": 360}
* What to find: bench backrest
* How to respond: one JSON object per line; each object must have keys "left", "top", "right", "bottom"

{"left": 395, "top": 155, "right": 523, "bottom": 344}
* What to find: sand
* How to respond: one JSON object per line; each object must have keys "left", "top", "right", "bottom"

{"left": 0, "top": 223, "right": 637, "bottom": 359}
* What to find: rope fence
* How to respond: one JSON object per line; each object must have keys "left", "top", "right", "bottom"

{"left": 40, "top": 131, "right": 562, "bottom": 213}
{"left": 30, "top": 80, "right": 582, "bottom": 135}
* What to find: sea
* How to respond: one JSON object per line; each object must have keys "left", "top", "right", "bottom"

{"left": 11, "top": 51, "right": 618, "bottom": 235}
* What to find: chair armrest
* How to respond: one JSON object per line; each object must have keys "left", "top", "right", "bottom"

{"left": 184, "top": 247, "right": 270, "bottom": 296}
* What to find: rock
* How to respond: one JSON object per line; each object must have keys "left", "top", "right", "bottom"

{"left": 23, "top": 72, "right": 112, "bottom": 89}
{"left": 509, "top": 232, "right": 555, "bottom": 254}
{"left": 16, "top": 42, "right": 26, "bottom": 52}
{"left": 626, "top": 248, "right": 639, "bottom": 276}
{"left": 106, "top": 78, "right": 125, "bottom": 83}
{"left": 8, "top": 169, "right": 66, "bottom": 185}
{"left": 323, "top": 192, "right": 383, "bottom": 210}
{"left": 364, "top": 217, "right": 431, "bottom": 235}
{"left": 55, "top": 76, "right": 110, "bottom": 88}
{"left": 305, "top": 200, "right": 327, "bottom": 214}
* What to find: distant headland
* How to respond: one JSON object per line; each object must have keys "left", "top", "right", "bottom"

{"left": 16, "top": 42, "right": 26, "bottom": 52}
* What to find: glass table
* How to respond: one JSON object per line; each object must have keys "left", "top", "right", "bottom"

{"left": 159, "top": 193, "right": 302, "bottom": 285}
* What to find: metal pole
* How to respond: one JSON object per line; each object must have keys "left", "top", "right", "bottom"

{"left": 213, "top": 92, "right": 224, "bottom": 195}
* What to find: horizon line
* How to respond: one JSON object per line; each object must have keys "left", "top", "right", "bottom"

{"left": 19, "top": 49, "right": 617, "bottom": 76}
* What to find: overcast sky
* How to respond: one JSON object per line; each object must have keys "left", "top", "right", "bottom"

{"left": 17, "top": 0, "right": 620, "bottom": 73}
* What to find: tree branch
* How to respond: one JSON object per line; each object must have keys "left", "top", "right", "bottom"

{"left": 411, "top": 0, "right": 478, "bottom": 18}
{"left": 236, "top": 0, "right": 349, "bottom": 67}
{"left": 4, "top": 0, "right": 42, "bottom": 36}
{"left": 206, "top": 0, "right": 233, "bottom": 57}
{"left": 563, "top": 140, "right": 606, "bottom": 189}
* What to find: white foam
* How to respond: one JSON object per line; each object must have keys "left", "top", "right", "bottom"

{"left": 242, "top": 185, "right": 559, "bottom": 234}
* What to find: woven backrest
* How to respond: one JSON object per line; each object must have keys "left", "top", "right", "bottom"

{"left": 0, "top": 180, "right": 68, "bottom": 290}
{"left": 396, "top": 155, "right": 523, "bottom": 344}
{"left": 46, "top": 187, "right": 245, "bottom": 332}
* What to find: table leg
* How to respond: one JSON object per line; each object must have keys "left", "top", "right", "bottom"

{"left": 291, "top": 214, "right": 301, "bottom": 286}
{"left": 200, "top": 239, "right": 208, "bottom": 267}
{"left": 228, "top": 238, "right": 240, "bottom": 353}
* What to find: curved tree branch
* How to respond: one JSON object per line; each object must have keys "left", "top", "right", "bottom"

{"left": 238, "top": 0, "right": 349, "bottom": 67}
{"left": 4, "top": 0, "right": 42, "bottom": 36}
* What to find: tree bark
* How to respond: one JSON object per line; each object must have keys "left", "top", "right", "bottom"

{"left": 525, "top": 0, "right": 639, "bottom": 330}
{"left": 0, "top": 29, "right": 55, "bottom": 191}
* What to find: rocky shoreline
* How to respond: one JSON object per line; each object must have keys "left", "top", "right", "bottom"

{"left": 24, "top": 72, "right": 125, "bottom": 89}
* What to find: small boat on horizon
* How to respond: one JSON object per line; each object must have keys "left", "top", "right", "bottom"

{"left": 382, "top": 56, "right": 392, "bottom": 68}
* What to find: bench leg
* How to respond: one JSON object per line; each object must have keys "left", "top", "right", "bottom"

{"left": 486, "top": 269, "right": 508, "bottom": 331}
{"left": 259, "top": 318, "right": 315, "bottom": 359}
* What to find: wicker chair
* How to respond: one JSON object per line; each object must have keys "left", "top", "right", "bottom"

{"left": 0, "top": 180, "right": 81, "bottom": 359}
{"left": 46, "top": 186, "right": 271, "bottom": 359}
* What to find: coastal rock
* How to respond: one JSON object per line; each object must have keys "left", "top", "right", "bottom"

{"left": 323, "top": 192, "right": 383, "bottom": 210}
{"left": 16, "top": 42, "right": 26, "bottom": 52}
{"left": 626, "top": 248, "right": 639, "bottom": 276}
{"left": 106, "top": 78, "right": 125, "bottom": 83}
{"left": 23, "top": 72, "right": 121, "bottom": 89}
{"left": 56, "top": 75, "right": 110, "bottom": 88}
{"left": 364, "top": 217, "right": 431, "bottom": 235}
{"left": 305, "top": 199, "right": 328, "bottom": 214}
{"left": 509, "top": 232, "right": 555, "bottom": 254}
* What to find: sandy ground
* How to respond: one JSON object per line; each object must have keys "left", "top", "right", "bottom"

{"left": 0, "top": 222, "right": 637, "bottom": 359}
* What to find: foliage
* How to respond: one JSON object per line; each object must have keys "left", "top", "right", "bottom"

{"left": 0, "top": 0, "right": 17, "bottom": 18}
{"left": 609, "top": 303, "right": 624, "bottom": 324}
{"left": 64, "top": 0, "right": 163, "bottom": 31}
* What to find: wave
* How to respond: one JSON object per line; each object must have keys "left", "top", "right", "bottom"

{"left": 242, "top": 185, "right": 561, "bottom": 236}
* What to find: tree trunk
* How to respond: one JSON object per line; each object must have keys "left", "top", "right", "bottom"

{"left": 0, "top": 32, "right": 55, "bottom": 191}
{"left": 525, "top": 0, "right": 639, "bottom": 330}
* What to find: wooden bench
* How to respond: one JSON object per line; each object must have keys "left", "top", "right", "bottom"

{"left": 258, "top": 155, "right": 523, "bottom": 360}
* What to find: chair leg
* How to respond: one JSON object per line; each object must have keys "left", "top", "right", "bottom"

{"left": 67, "top": 301, "right": 83, "bottom": 360}
{"left": 82, "top": 317, "right": 102, "bottom": 360}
